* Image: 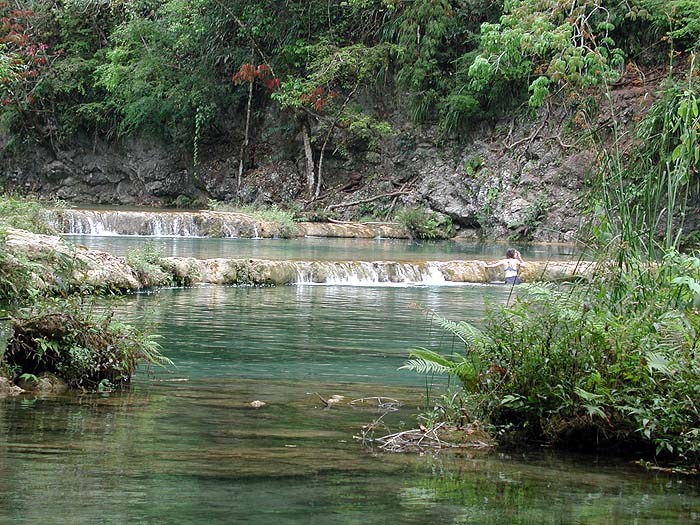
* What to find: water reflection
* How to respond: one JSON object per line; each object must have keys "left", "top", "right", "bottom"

{"left": 114, "top": 285, "right": 503, "bottom": 384}
{"left": 1, "top": 383, "right": 697, "bottom": 524}
{"left": 1, "top": 286, "right": 698, "bottom": 523}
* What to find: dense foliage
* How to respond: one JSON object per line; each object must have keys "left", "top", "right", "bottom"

{"left": 405, "top": 254, "right": 700, "bottom": 466}
{"left": 6, "top": 298, "right": 167, "bottom": 389}
{"left": 1, "top": 0, "right": 696, "bottom": 157}
{"left": 396, "top": 206, "right": 455, "bottom": 239}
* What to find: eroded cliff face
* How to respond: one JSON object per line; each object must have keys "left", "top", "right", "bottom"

{"left": 0, "top": 80, "right": 655, "bottom": 242}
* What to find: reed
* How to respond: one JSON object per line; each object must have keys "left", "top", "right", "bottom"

{"left": 593, "top": 52, "right": 699, "bottom": 258}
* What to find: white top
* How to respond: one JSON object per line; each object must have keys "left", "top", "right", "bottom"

{"left": 503, "top": 258, "right": 520, "bottom": 278}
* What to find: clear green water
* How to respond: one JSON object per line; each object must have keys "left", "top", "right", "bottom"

{"left": 1, "top": 284, "right": 698, "bottom": 523}
{"left": 63, "top": 234, "right": 578, "bottom": 262}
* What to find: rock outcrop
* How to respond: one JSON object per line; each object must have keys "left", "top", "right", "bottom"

{"left": 4, "top": 229, "right": 592, "bottom": 290}
{"left": 0, "top": 105, "right": 602, "bottom": 243}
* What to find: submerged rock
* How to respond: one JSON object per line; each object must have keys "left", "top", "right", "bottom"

{"left": 16, "top": 372, "right": 69, "bottom": 394}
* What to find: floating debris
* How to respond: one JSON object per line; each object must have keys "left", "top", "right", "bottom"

{"left": 315, "top": 392, "right": 346, "bottom": 408}
{"left": 356, "top": 412, "right": 493, "bottom": 453}
{"left": 350, "top": 396, "right": 401, "bottom": 411}
{"left": 250, "top": 400, "right": 266, "bottom": 408}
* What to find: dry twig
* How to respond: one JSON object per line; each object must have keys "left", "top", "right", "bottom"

{"left": 325, "top": 191, "right": 411, "bottom": 211}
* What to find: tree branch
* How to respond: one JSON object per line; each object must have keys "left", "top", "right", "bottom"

{"left": 326, "top": 191, "right": 411, "bottom": 211}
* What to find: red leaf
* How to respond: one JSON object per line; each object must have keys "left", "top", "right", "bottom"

{"left": 232, "top": 63, "right": 256, "bottom": 84}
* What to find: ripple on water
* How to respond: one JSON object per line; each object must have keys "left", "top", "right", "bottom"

{"left": 1, "top": 285, "right": 698, "bottom": 524}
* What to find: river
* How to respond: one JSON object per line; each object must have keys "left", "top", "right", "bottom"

{"left": 0, "top": 235, "right": 698, "bottom": 523}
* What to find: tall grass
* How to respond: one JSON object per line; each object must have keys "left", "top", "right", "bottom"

{"left": 594, "top": 53, "right": 700, "bottom": 257}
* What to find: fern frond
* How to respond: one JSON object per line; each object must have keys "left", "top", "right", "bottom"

{"left": 400, "top": 358, "right": 451, "bottom": 376}
{"left": 434, "top": 314, "right": 491, "bottom": 350}
{"left": 404, "top": 347, "right": 454, "bottom": 368}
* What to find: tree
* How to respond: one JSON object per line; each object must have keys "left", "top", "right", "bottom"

{"left": 231, "top": 62, "right": 280, "bottom": 196}
{"left": 467, "top": 0, "right": 625, "bottom": 109}
{"left": 272, "top": 41, "right": 391, "bottom": 197}
{"left": 0, "top": 4, "right": 52, "bottom": 133}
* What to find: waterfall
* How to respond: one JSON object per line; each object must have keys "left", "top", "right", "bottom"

{"left": 294, "top": 261, "right": 450, "bottom": 286}
{"left": 50, "top": 209, "right": 265, "bottom": 238}
{"left": 49, "top": 209, "right": 410, "bottom": 239}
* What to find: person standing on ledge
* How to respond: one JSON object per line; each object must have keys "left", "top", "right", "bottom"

{"left": 486, "top": 248, "right": 525, "bottom": 285}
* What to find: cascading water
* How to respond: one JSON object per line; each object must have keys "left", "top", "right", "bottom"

{"left": 50, "top": 209, "right": 264, "bottom": 237}
{"left": 49, "top": 209, "right": 409, "bottom": 239}
{"left": 294, "top": 261, "right": 452, "bottom": 286}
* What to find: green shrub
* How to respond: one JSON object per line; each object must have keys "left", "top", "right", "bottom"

{"left": 0, "top": 234, "right": 37, "bottom": 310}
{"left": 0, "top": 195, "right": 57, "bottom": 235}
{"left": 396, "top": 207, "right": 455, "bottom": 240}
{"left": 5, "top": 298, "right": 171, "bottom": 389}
{"left": 125, "top": 243, "right": 173, "bottom": 288}
{"left": 404, "top": 251, "right": 700, "bottom": 467}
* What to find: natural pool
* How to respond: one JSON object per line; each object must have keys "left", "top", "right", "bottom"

{"left": 1, "top": 238, "right": 698, "bottom": 523}
{"left": 62, "top": 234, "right": 578, "bottom": 262}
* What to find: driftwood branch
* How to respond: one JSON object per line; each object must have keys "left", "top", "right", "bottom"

{"left": 350, "top": 396, "right": 401, "bottom": 410}
{"left": 326, "top": 191, "right": 410, "bottom": 211}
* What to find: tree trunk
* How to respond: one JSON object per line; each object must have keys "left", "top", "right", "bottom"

{"left": 316, "top": 84, "right": 358, "bottom": 198}
{"left": 237, "top": 79, "right": 254, "bottom": 198}
{"left": 301, "top": 119, "right": 315, "bottom": 196}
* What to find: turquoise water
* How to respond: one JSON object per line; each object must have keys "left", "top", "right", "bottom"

{"left": 63, "top": 234, "right": 578, "bottom": 262}
{"left": 0, "top": 261, "right": 698, "bottom": 523}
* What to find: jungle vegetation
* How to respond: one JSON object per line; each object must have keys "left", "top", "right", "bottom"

{"left": 0, "top": 0, "right": 698, "bottom": 193}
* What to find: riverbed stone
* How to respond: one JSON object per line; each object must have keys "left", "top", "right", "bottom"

{"left": 0, "top": 377, "right": 23, "bottom": 397}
